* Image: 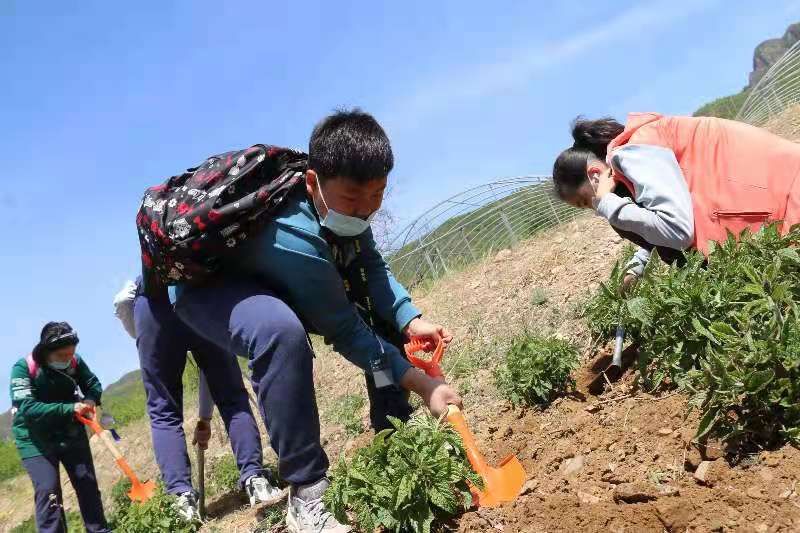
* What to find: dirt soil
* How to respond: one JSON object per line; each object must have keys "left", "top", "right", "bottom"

{"left": 3, "top": 209, "right": 800, "bottom": 532}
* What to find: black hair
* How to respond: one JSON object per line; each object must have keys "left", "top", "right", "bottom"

{"left": 32, "top": 321, "right": 79, "bottom": 365}
{"left": 552, "top": 116, "right": 624, "bottom": 199}
{"left": 308, "top": 108, "right": 394, "bottom": 183}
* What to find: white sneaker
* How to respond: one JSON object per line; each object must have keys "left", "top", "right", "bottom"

{"left": 173, "top": 491, "right": 201, "bottom": 522}
{"left": 286, "top": 479, "right": 351, "bottom": 533}
{"left": 245, "top": 474, "right": 286, "bottom": 507}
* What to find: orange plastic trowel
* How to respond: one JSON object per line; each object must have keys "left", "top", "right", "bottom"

{"left": 77, "top": 410, "right": 156, "bottom": 502}
{"left": 404, "top": 338, "right": 526, "bottom": 507}
{"left": 446, "top": 405, "right": 526, "bottom": 507}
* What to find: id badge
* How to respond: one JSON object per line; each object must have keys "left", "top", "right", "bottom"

{"left": 371, "top": 337, "right": 393, "bottom": 389}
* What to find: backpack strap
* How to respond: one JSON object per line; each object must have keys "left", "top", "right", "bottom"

{"left": 26, "top": 354, "right": 37, "bottom": 379}
{"left": 26, "top": 353, "right": 78, "bottom": 378}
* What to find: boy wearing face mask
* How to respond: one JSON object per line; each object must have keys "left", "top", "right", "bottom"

{"left": 168, "top": 109, "right": 460, "bottom": 533}
{"left": 9, "top": 322, "right": 111, "bottom": 533}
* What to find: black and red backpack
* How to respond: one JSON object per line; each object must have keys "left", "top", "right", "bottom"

{"left": 136, "top": 144, "right": 308, "bottom": 295}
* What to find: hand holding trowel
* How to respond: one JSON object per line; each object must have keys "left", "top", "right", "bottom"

{"left": 405, "top": 339, "right": 526, "bottom": 507}
{"left": 76, "top": 408, "right": 156, "bottom": 503}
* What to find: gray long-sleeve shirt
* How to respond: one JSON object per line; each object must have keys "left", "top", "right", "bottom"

{"left": 595, "top": 144, "right": 695, "bottom": 276}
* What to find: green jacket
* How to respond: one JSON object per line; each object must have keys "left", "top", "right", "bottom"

{"left": 9, "top": 355, "right": 103, "bottom": 459}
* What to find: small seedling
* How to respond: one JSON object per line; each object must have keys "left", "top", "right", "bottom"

{"left": 207, "top": 455, "right": 240, "bottom": 497}
{"left": 253, "top": 502, "right": 287, "bottom": 532}
{"left": 325, "top": 394, "right": 366, "bottom": 437}
{"left": 530, "top": 287, "right": 548, "bottom": 306}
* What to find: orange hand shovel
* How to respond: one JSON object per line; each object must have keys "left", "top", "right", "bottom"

{"left": 446, "top": 405, "right": 526, "bottom": 507}
{"left": 77, "top": 411, "right": 156, "bottom": 503}
{"left": 404, "top": 338, "right": 526, "bottom": 507}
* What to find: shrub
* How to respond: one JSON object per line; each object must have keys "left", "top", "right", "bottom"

{"left": 585, "top": 224, "right": 800, "bottom": 449}
{"left": 494, "top": 334, "right": 580, "bottom": 407}
{"left": 113, "top": 483, "right": 200, "bottom": 533}
{"left": 324, "top": 415, "right": 480, "bottom": 533}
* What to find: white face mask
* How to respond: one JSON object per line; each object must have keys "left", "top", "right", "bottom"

{"left": 316, "top": 184, "right": 375, "bottom": 237}
{"left": 48, "top": 360, "right": 71, "bottom": 370}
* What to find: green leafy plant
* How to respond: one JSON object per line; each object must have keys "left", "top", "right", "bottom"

{"left": 494, "top": 334, "right": 580, "bottom": 407}
{"left": 207, "top": 454, "right": 240, "bottom": 497}
{"left": 325, "top": 394, "right": 366, "bottom": 437}
{"left": 586, "top": 224, "right": 800, "bottom": 449}
{"left": 113, "top": 483, "right": 200, "bottom": 533}
{"left": 324, "top": 415, "right": 480, "bottom": 533}
{"left": 253, "top": 503, "right": 287, "bottom": 532}
{"left": 109, "top": 477, "right": 133, "bottom": 524}
{"left": 583, "top": 245, "right": 636, "bottom": 337}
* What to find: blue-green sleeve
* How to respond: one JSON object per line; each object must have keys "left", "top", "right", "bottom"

{"left": 359, "top": 230, "right": 422, "bottom": 332}
{"left": 245, "top": 224, "right": 413, "bottom": 383}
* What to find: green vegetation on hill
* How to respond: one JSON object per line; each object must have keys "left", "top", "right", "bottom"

{"left": 0, "top": 438, "right": 23, "bottom": 481}
{"left": 693, "top": 89, "right": 750, "bottom": 119}
{"left": 388, "top": 181, "right": 578, "bottom": 288}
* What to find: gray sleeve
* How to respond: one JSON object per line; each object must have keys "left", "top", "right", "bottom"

{"left": 596, "top": 144, "right": 694, "bottom": 250}
{"left": 113, "top": 280, "right": 139, "bottom": 339}
{"left": 624, "top": 248, "right": 651, "bottom": 277}
{"left": 198, "top": 371, "right": 214, "bottom": 420}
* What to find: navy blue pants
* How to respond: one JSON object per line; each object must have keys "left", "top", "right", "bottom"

{"left": 174, "top": 281, "right": 415, "bottom": 486}
{"left": 175, "top": 281, "right": 328, "bottom": 486}
{"left": 22, "top": 444, "right": 110, "bottom": 533}
{"left": 134, "top": 292, "right": 265, "bottom": 494}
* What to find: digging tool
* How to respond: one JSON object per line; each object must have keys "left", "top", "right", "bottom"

{"left": 404, "top": 338, "right": 526, "bottom": 507}
{"left": 77, "top": 411, "right": 156, "bottom": 503}
{"left": 606, "top": 325, "right": 625, "bottom": 381}
{"left": 447, "top": 405, "right": 526, "bottom": 507}
{"left": 404, "top": 338, "right": 445, "bottom": 378}
{"left": 197, "top": 444, "right": 205, "bottom": 518}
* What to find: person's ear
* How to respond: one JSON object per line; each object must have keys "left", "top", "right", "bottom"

{"left": 305, "top": 170, "right": 318, "bottom": 197}
{"left": 587, "top": 164, "right": 604, "bottom": 186}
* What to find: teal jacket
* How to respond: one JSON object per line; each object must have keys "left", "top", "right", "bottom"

{"left": 9, "top": 355, "right": 103, "bottom": 459}
{"left": 172, "top": 188, "right": 421, "bottom": 383}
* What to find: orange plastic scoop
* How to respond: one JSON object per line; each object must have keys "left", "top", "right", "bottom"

{"left": 404, "top": 338, "right": 445, "bottom": 378}
{"left": 77, "top": 411, "right": 156, "bottom": 503}
{"left": 447, "top": 405, "right": 526, "bottom": 507}
{"left": 404, "top": 338, "right": 526, "bottom": 507}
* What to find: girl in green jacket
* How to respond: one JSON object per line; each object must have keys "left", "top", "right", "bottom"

{"left": 9, "top": 322, "right": 111, "bottom": 533}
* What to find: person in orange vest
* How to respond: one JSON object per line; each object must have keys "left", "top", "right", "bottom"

{"left": 552, "top": 112, "right": 800, "bottom": 291}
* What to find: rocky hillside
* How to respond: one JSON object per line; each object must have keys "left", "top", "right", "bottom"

{"left": 750, "top": 22, "right": 800, "bottom": 88}
{"left": 695, "top": 21, "right": 799, "bottom": 119}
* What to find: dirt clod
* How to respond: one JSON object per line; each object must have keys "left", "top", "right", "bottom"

{"left": 521, "top": 478, "right": 539, "bottom": 495}
{"left": 613, "top": 482, "right": 675, "bottom": 503}
{"left": 560, "top": 455, "right": 585, "bottom": 477}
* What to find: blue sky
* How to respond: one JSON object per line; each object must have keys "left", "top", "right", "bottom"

{"left": 2, "top": 0, "right": 799, "bottom": 410}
